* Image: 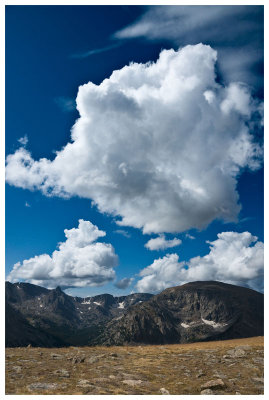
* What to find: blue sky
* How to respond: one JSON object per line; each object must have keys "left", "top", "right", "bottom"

{"left": 5, "top": 5, "right": 264, "bottom": 296}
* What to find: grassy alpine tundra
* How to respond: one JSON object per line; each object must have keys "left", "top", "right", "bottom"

{"left": 6, "top": 336, "right": 263, "bottom": 395}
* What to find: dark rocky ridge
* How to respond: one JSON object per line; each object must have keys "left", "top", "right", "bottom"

{"left": 94, "top": 281, "right": 264, "bottom": 345}
{"left": 5, "top": 281, "right": 263, "bottom": 347}
{"left": 5, "top": 281, "right": 153, "bottom": 347}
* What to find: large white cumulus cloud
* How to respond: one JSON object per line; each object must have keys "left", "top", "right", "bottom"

{"left": 7, "top": 220, "right": 118, "bottom": 288}
{"left": 136, "top": 231, "right": 264, "bottom": 293}
{"left": 6, "top": 44, "right": 263, "bottom": 233}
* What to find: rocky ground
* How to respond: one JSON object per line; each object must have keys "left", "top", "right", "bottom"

{"left": 6, "top": 336, "right": 263, "bottom": 395}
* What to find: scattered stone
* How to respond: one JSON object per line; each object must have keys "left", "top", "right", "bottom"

{"left": 122, "top": 372, "right": 136, "bottom": 377}
{"left": 85, "top": 356, "right": 99, "bottom": 364}
{"left": 27, "top": 344, "right": 32, "bottom": 348}
{"left": 72, "top": 355, "right": 85, "bottom": 364}
{"left": 252, "top": 377, "right": 264, "bottom": 384}
{"left": 50, "top": 353, "right": 63, "bottom": 360}
{"left": 160, "top": 387, "right": 170, "bottom": 395}
{"left": 252, "top": 357, "right": 263, "bottom": 364}
{"left": 53, "top": 369, "right": 70, "bottom": 378}
{"left": 228, "top": 378, "right": 237, "bottom": 383}
{"left": 5, "top": 338, "right": 264, "bottom": 396}
{"left": 201, "top": 379, "right": 225, "bottom": 390}
{"left": 226, "top": 348, "right": 246, "bottom": 358}
{"left": 93, "top": 377, "right": 110, "bottom": 383}
{"left": 12, "top": 366, "right": 22, "bottom": 373}
{"left": 97, "top": 353, "right": 107, "bottom": 359}
{"left": 121, "top": 372, "right": 142, "bottom": 381}
{"left": 28, "top": 382, "right": 59, "bottom": 391}
{"left": 201, "top": 389, "right": 214, "bottom": 395}
{"left": 213, "top": 372, "right": 227, "bottom": 379}
{"left": 76, "top": 379, "right": 94, "bottom": 388}
{"left": 122, "top": 379, "right": 143, "bottom": 387}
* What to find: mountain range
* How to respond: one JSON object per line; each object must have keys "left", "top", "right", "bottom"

{"left": 5, "top": 280, "right": 263, "bottom": 347}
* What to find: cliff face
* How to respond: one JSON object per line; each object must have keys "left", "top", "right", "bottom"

{"left": 94, "top": 281, "right": 264, "bottom": 345}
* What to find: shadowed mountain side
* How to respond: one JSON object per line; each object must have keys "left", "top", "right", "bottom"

{"left": 93, "top": 281, "right": 264, "bottom": 345}
{"left": 6, "top": 281, "right": 263, "bottom": 347}
{"left": 5, "top": 281, "right": 153, "bottom": 347}
{"left": 5, "top": 303, "right": 64, "bottom": 347}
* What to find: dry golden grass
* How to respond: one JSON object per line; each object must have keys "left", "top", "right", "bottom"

{"left": 6, "top": 336, "right": 264, "bottom": 395}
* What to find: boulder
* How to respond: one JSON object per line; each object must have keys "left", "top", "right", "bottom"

{"left": 160, "top": 387, "right": 170, "bottom": 394}
{"left": 201, "top": 379, "right": 225, "bottom": 390}
{"left": 28, "top": 382, "right": 59, "bottom": 391}
{"left": 50, "top": 353, "right": 63, "bottom": 360}
{"left": 226, "top": 348, "right": 246, "bottom": 358}
{"left": 76, "top": 379, "right": 94, "bottom": 388}
{"left": 201, "top": 389, "right": 214, "bottom": 395}
{"left": 122, "top": 379, "right": 143, "bottom": 386}
{"left": 72, "top": 355, "right": 85, "bottom": 364}
{"left": 53, "top": 369, "right": 70, "bottom": 378}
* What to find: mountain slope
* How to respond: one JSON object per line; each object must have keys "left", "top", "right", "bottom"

{"left": 6, "top": 281, "right": 263, "bottom": 347}
{"left": 5, "top": 281, "right": 153, "bottom": 346}
{"left": 94, "top": 281, "right": 264, "bottom": 345}
{"left": 5, "top": 302, "right": 64, "bottom": 347}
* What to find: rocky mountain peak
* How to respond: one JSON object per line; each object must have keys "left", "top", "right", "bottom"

{"left": 94, "top": 281, "right": 264, "bottom": 346}
{"left": 5, "top": 280, "right": 263, "bottom": 348}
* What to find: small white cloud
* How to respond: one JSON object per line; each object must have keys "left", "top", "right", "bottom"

{"left": 114, "top": 277, "right": 133, "bottom": 289}
{"left": 185, "top": 233, "right": 195, "bottom": 240}
{"left": 145, "top": 234, "right": 181, "bottom": 251}
{"left": 25, "top": 201, "right": 31, "bottom": 208}
{"left": 7, "top": 219, "right": 118, "bottom": 289}
{"left": 114, "top": 229, "right": 131, "bottom": 238}
{"left": 136, "top": 231, "right": 264, "bottom": 293}
{"left": 18, "top": 135, "right": 28, "bottom": 146}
